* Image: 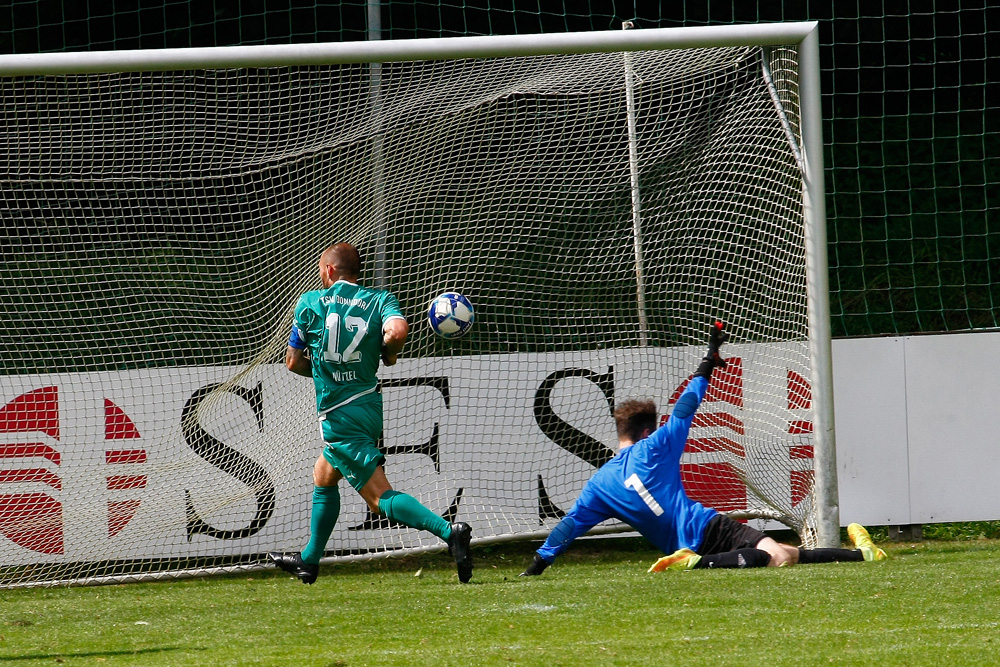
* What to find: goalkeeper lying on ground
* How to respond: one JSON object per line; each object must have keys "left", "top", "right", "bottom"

{"left": 521, "top": 321, "right": 886, "bottom": 576}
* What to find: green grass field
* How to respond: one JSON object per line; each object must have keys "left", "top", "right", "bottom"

{"left": 3, "top": 535, "right": 1000, "bottom": 666}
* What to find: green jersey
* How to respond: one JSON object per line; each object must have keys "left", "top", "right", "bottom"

{"left": 292, "top": 280, "right": 405, "bottom": 416}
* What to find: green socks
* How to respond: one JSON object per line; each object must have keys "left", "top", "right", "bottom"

{"left": 378, "top": 490, "right": 451, "bottom": 540}
{"left": 301, "top": 487, "right": 449, "bottom": 564}
{"left": 301, "top": 485, "right": 341, "bottom": 565}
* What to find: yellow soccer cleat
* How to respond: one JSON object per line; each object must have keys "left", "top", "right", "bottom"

{"left": 648, "top": 548, "right": 702, "bottom": 572}
{"left": 847, "top": 523, "right": 887, "bottom": 561}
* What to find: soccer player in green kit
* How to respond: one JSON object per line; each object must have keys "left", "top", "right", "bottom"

{"left": 268, "top": 243, "right": 473, "bottom": 584}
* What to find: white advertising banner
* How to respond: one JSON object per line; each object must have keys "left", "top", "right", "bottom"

{"left": 1, "top": 343, "right": 812, "bottom": 566}
{"left": 4, "top": 332, "right": 994, "bottom": 568}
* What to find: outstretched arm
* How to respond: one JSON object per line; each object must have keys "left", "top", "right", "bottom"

{"left": 649, "top": 321, "right": 728, "bottom": 459}
{"left": 677, "top": 321, "right": 729, "bottom": 420}
{"left": 520, "top": 498, "right": 607, "bottom": 576}
{"left": 520, "top": 515, "right": 591, "bottom": 576}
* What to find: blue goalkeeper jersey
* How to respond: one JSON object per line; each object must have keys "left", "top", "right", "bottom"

{"left": 536, "top": 375, "right": 717, "bottom": 562}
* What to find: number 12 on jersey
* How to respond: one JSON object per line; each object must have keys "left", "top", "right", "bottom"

{"left": 625, "top": 473, "right": 664, "bottom": 516}
{"left": 324, "top": 313, "right": 368, "bottom": 363}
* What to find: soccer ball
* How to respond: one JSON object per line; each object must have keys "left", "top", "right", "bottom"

{"left": 427, "top": 292, "right": 475, "bottom": 339}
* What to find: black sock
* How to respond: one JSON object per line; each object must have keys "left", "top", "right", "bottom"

{"left": 693, "top": 548, "right": 771, "bottom": 569}
{"left": 797, "top": 548, "right": 864, "bottom": 564}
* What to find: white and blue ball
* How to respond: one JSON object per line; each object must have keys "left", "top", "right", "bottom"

{"left": 427, "top": 292, "right": 475, "bottom": 339}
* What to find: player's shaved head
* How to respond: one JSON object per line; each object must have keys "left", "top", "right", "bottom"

{"left": 614, "top": 399, "right": 658, "bottom": 445}
{"left": 320, "top": 242, "right": 362, "bottom": 280}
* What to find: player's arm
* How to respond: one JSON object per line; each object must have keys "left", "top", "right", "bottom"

{"left": 381, "top": 316, "right": 408, "bottom": 366}
{"left": 286, "top": 324, "right": 312, "bottom": 377}
{"left": 676, "top": 320, "right": 728, "bottom": 418}
{"left": 519, "top": 516, "right": 587, "bottom": 576}
{"left": 650, "top": 321, "right": 728, "bottom": 458}
{"left": 520, "top": 498, "right": 606, "bottom": 576}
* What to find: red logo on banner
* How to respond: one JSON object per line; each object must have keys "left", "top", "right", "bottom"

{"left": 787, "top": 370, "right": 814, "bottom": 506}
{"left": 0, "top": 387, "right": 62, "bottom": 554}
{"left": 104, "top": 399, "right": 146, "bottom": 538}
{"left": 0, "top": 388, "right": 146, "bottom": 554}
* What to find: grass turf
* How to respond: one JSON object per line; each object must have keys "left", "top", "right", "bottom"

{"left": 3, "top": 536, "right": 1000, "bottom": 666}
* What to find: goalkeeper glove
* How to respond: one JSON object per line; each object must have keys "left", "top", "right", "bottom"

{"left": 519, "top": 554, "right": 550, "bottom": 576}
{"left": 694, "top": 321, "right": 728, "bottom": 379}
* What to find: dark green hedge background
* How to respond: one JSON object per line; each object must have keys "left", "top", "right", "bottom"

{"left": 3, "top": 0, "right": 998, "bottom": 338}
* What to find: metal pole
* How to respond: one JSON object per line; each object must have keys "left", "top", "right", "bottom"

{"left": 0, "top": 22, "right": 820, "bottom": 75}
{"left": 799, "top": 25, "right": 840, "bottom": 548}
{"left": 623, "top": 21, "right": 649, "bottom": 345}
{"left": 368, "top": 1, "right": 387, "bottom": 289}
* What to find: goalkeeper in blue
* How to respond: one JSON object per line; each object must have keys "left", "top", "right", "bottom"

{"left": 521, "top": 322, "right": 886, "bottom": 576}
{"left": 268, "top": 243, "right": 473, "bottom": 584}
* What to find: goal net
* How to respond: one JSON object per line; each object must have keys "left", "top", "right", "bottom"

{"left": 0, "top": 24, "right": 832, "bottom": 587}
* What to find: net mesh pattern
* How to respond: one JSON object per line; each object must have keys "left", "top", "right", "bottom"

{"left": 0, "top": 45, "right": 814, "bottom": 587}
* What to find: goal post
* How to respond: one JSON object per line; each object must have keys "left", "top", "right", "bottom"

{"left": 0, "top": 21, "right": 836, "bottom": 588}
{"left": 0, "top": 21, "right": 819, "bottom": 74}
{"left": 797, "top": 25, "right": 838, "bottom": 551}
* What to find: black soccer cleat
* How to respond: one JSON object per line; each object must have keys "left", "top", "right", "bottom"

{"left": 447, "top": 522, "right": 473, "bottom": 583}
{"left": 267, "top": 552, "right": 319, "bottom": 585}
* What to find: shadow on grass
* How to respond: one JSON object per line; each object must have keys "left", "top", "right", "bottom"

{"left": 0, "top": 646, "right": 193, "bottom": 662}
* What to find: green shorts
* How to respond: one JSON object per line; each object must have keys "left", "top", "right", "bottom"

{"left": 320, "top": 399, "right": 385, "bottom": 492}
